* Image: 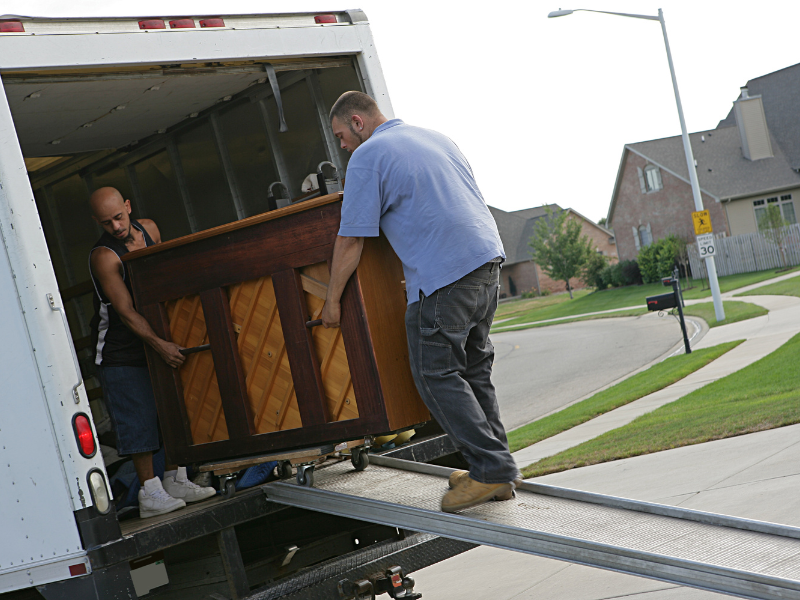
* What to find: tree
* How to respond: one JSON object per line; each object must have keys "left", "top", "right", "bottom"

{"left": 597, "top": 217, "right": 607, "bottom": 226}
{"left": 529, "top": 208, "right": 593, "bottom": 299}
{"left": 761, "top": 204, "right": 790, "bottom": 268}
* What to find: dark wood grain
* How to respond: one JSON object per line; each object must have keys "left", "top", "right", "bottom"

{"left": 167, "top": 415, "right": 387, "bottom": 465}
{"left": 129, "top": 206, "right": 340, "bottom": 305}
{"left": 338, "top": 269, "right": 390, "bottom": 432}
{"left": 272, "top": 269, "right": 329, "bottom": 428}
{"left": 124, "top": 192, "right": 343, "bottom": 260}
{"left": 139, "top": 302, "right": 194, "bottom": 460}
{"left": 357, "top": 234, "right": 429, "bottom": 429}
{"left": 200, "top": 288, "right": 255, "bottom": 440}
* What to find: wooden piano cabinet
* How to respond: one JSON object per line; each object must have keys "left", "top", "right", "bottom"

{"left": 124, "top": 193, "right": 429, "bottom": 465}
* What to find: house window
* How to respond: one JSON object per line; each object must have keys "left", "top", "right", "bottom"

{"left": 754, "top": 194, "right": 797, "bottom": 229}
{"left": 639, "top": 225, "right": 653, "bottom": 248}
{"left": 644, "top": 165, "right": 663, "bottom": 192}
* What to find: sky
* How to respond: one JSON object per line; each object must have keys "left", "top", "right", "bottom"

{"left": 7, "top": 1, "right": 800, "bottom": 224}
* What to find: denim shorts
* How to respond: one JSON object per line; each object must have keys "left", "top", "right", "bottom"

{"left": 96, "top": 365, "right": 160, "bottom": 456}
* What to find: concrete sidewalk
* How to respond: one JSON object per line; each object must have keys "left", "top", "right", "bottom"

{"left": 511, "top": 273, "right": 800, "bottom": 469}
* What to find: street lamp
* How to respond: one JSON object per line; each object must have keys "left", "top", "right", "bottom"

{"left": 549, "top": 8, "right": 725, "bottom": 322}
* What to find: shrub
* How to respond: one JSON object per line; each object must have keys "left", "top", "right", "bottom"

{"left": 582, "top": 252, "right": 609, "bottom": 289}
{"left": 638, "top": 235, "right": 681, "bottom": 283}
{"left": 620, "top": 259, "right": 642, "bottom": 285}
{"left": 598, "top": 260, "right": 641, "bottom": 288}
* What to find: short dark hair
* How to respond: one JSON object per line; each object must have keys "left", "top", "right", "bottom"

{"left": 329, "top": 91, "right": 380, "bottom": 122}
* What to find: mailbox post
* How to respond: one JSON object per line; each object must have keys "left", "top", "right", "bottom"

{"left": 647, "top": 271, "right": 691, "bottom": 354}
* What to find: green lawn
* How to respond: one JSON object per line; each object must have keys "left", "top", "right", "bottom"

{"left": 523, "top": 332, "right": 800, "bottom": 479}
{"left": 494, "top": 267, "right": 794, "bottom": 331}
{"left": 736, "top": 274, "right": 800, "bottom": 298}
{"left": 681, "top": 301, "right": 768, "bottom": 328}
{"left": 508, "top": 341, "right": 742, "bottom": 453}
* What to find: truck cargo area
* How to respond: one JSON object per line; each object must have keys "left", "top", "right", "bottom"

{"left": 13, "top": 55, "right": 361, "bottom": 448}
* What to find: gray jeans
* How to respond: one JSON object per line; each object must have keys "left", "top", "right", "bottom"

{"left": 405, "top": 260, "right": 519, "bottom": 484}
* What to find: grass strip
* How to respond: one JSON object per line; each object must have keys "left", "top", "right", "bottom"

{"left": 736, "top": 274, "right": 800, "bottom": 298}
{"left": 495, "top": 267, "right": 796, "bottom": 329}
{"left": 681, "top": 301, "right": 767, "bottom": 328}
{"left": 523, "top": 332, "right": 800, "bottom": 479}
{"left": 507, "top": 340, "right": 742, "bottom": 453}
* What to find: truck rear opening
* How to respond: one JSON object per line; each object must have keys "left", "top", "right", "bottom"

{"left": 7, "top": 20, "right": 373, "bottom": 451}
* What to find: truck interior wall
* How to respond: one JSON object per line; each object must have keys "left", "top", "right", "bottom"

{"left": 16, "top": 61, "right": 364, "bottom": 459}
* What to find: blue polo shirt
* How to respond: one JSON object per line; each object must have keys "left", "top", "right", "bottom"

{"left": 338, "top": 119, "right": 504, "bottom": 304}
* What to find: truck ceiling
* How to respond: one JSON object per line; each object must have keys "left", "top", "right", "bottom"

{"left": 4, "top": 59, "right": 351, "bottom": 157}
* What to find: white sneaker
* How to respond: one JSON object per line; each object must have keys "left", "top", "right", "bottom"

{"left": 138, "top": 477, "right": 186, "bottom": 518}
{"left": 163, "top": 467, "right": 217, "bottom": 504}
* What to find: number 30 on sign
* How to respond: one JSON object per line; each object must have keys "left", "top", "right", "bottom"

{"left": 697, "top": 233, "right": 715, "bottom": 257}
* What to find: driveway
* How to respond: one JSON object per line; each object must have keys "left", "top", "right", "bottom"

{"left": 491, "top": 312, "right": 691, "bottom": 430}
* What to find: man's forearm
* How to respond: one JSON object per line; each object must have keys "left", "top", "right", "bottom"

{"left": 327, "top": 236, "right": 364, "bottom": 305}
{"left": 119, "top": 310, "right": 170, "bottom": 351}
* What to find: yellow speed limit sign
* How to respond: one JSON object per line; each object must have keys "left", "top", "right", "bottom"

{"left": 692, "top": 210, "right": 713, "bottom": 235}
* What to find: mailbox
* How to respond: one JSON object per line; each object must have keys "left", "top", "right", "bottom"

{"left": 646, "top": 292, "right": 677, "bottom": 312}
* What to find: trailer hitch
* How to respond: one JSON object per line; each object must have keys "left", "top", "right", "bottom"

{"left": 338, "top": 565, "right": 421, "bottom": 600}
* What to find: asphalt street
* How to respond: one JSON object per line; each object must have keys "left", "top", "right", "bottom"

{"left": 491, "top": 312, "right": 687, "bottom": 430}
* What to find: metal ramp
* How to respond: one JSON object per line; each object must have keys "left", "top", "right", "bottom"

{"left": 264, "top": 455, "right": 800, "bottom": 600}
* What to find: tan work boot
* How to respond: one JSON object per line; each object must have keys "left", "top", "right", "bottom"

{"left": 448, "top": 470, "right": 519, "bottom": 501}
{"left": 441, "top": 476, "right": 514, "bottom": 513}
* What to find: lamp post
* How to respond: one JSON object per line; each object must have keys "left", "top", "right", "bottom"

{"left": 549, "top": 8, "right": 725, "bottom": 322}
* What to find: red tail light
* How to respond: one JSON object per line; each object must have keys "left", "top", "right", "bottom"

{"left": 314, "top": 15, "right": 337, "bottom": 24}
{"left": 199, "top": 18, "right": 225, "bottom": 28}
{"left": 72, "top": 413, "right": 97, "bottom": 458}
{"left": 169, "top": 18, "right": 195, "bottom": 29}
{"left": 138, "top": 19, "right": 166, "bottom": 29}
{"left": 0, "top": 20, "right": 25, "bottom": 32}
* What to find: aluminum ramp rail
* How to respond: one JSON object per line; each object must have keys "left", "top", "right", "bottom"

{"left": 264, "top": 455, "right": 800, "bottom": 600}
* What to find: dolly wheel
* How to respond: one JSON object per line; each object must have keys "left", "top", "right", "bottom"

{"left": 351, "top": 448, "right": 369, "bottom": 471}
{"left": 278, "top": 461, "right": 293, "bottom": 480}
{"left": 222, "top": 479, "right": 236, "bottom": 499}
{"left": 297, "top": 466, "right": 315, "bottom": 487}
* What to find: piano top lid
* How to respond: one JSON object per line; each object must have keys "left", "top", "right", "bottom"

{"left": 124, "top": 192, "right": 343, "bottom": 262}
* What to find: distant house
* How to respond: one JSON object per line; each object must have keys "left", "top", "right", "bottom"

{"left": 489, "top": 204, "right": 616, "bottom": 297}
{"left": 608, "top": 63, "right": 800, "bottom": 263}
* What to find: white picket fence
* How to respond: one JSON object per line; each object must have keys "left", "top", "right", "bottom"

{"left": 688, "top": 223, "right": 800, "bottom": 278}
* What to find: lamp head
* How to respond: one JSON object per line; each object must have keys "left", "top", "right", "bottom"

{"left": 548, "top": 9, "right": 574, "bottom": 17}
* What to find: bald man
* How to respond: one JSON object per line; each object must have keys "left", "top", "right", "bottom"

{"left": 89, "top": 187, "right": 215, "bottom": 518}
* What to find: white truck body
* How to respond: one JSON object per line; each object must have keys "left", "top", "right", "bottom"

{"left": 0, "top": 11, "right": 393, "bottom": 596}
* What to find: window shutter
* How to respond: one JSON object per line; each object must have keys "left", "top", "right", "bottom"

{"left": 632, "top": 226, "right": 640, "bottom": 251}
{"left": 654, "top": 168, "right": 663, "bottom": 191}
{"left": 637, "top": 167, "right": 647, "bottom": 193}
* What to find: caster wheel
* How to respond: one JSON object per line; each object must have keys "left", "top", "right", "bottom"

{"left": 297, "top": 467, "right": 315, "bottom": 487}
{"left": 278, "top": 461, "right": 293, "bottom": 479}
{"left": 351, "top": 448, "right": 369, "bottom": 471}
{"left": 222, "top": 479, "right": 236, "bottom": 499}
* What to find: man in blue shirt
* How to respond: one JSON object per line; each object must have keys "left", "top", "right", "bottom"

{"left": 321, "top": 92, "right": 520, "bottom": 512}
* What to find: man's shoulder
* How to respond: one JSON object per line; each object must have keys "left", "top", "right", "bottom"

{"left": 136, "top": 218, "right": 160, "bottom": 242}
{"left": 89, "top": 245, "right": 121, "bottom": 273}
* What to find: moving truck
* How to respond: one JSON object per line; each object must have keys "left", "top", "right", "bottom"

{"left": 0, "top": 12, "right": 466, "bottom": 599}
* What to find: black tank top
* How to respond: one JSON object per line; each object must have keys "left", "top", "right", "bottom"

{"left": 89, "top": 220, "right": 155, "bottom": 367}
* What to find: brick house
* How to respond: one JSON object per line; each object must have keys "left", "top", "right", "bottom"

{"left": 489, "top": 204, "right": 617, "bottom": 297}
{"left": 608, "top": 64, "right": 800, "bottom": 263}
